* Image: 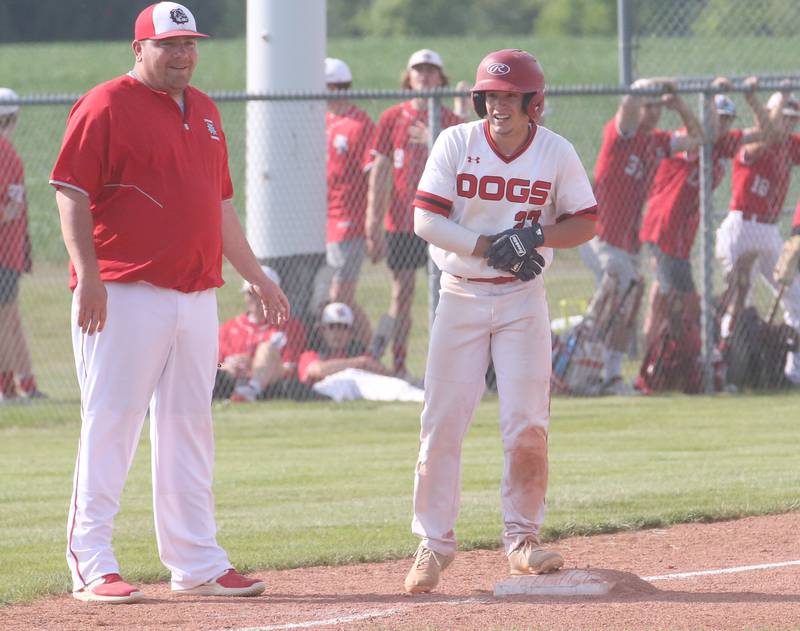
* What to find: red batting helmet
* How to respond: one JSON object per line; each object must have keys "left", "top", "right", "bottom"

{"left": 471, "top": 49, "right": 546, "bottom": 122}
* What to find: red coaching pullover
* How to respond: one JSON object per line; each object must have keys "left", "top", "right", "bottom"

{"left": 50, "top": 74, "right": 234, "bottom": 293}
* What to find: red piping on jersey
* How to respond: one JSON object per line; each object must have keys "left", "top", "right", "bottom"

{"left": 556, "top": 205, "right": 598, "bottom": 223}
{"left": 414, "top": 190, "right": 452, "bottom": 217}
{"left": 482, "top": 119, "right": 537, "bottom": 164}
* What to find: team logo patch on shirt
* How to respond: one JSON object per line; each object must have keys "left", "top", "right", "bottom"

{"left": 467, "top": 156, "right": 481, "bottom": 163}
{"left": 170, "top": 8, "right": 190, "bottom": 25}
{"left": 204, "top": 118, "right": 220, "bottom": 141}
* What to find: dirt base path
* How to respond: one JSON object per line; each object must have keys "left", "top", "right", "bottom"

{"left": 4, "top": 513, "right": 800, "bottom": 631}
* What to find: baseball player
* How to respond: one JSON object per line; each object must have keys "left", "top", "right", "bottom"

{"left": 366, "top": 49, "right": 462, "bottom": 383}
{"left": 0, "top": 87, "right": 44, "bottom": 402}
{"left": 403, "top": 49, "right": 597, "bottom": 594}
{"left": 50, "top": 2, "right": 288, "bottom": 603}
{"left": 297, "top": 302, "right": 389, "bottom": 384}
{"left": 581, "top": 77, "right": 703, "bottom": 394}
{"left": 716, "top": 90, "right": 800, "bottom": 385}
{"left": 215, "top": 265, "right": 307, "bottom": 402}
{"left": 324, "top": 58, "right": 375, "bottom": 346}
{"left": 639, "top": 78, "right": 770, "bottom": 350}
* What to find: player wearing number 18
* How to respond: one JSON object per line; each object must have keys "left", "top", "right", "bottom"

{"left": 404, "top": 49, "right": 597, "bottom": 594}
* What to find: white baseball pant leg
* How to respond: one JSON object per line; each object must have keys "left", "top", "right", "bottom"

{"left": 66, "top": 282, "right": 230, "bottom": 592}
{"left": 411, "top": 274, "right": 551, "bottom": 557}
{"left": 716, "top": 214, "right": 800, "bottom": 382}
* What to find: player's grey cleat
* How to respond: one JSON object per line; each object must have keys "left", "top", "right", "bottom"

{"left": 508, "top": 538, "right": 564, "bottom": 575}
{"left": 404, "top": 544, "right": 453, "bottom": 594}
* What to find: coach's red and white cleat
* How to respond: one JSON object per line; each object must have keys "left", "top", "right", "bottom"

{"left": 177, "top": 569, "right": 266, "bottom": 597}
{"left": 73, "top": 573, "right": 144, "bottom": 604}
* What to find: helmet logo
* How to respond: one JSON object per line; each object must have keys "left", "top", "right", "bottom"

{"left": 486, "top": 63, "right": 511, "bottom": 76}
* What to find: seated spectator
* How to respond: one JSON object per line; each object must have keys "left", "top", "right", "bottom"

{"left": 298, "top": 302, "right": 388, "bottom": 384}
{"left": 214, "top": 266, "right": 307, "bottom": 402}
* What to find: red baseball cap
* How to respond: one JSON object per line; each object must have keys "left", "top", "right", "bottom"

{"left": 135, "top": 2, "right": 208, "bottom": 41}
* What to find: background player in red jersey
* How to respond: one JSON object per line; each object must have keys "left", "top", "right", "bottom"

{"left": 580, "top": 77, "right": 703, "bottom": 394}
{"left": 324, "top": 58, "right": 375, "bottom": 346}
{"left": 639, "top": 77, "right": 770, "bottom": 350}
{"left": 403, "top": 49, "right": 597, "bottom": 594}
{"left": 0, "top": 87, "right": 44, "bottom": 402}
{"left": 215, "top": 266, "right": 306, "bottom": 402}
{"left": 50, "top": 2, "right": 287, "bottom": 604}
{"left": 366, "top": 49, "right": 462, "bottom": 383}
{"left": 716, "top": 90, "right": 800, "bottom": 385}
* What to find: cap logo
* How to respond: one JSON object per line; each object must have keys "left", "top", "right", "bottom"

{"left": 170, "top": 7, "right": 190, "bottom": 25}
{"left": 486, "top": 63, "right": 511, "bottom": 76}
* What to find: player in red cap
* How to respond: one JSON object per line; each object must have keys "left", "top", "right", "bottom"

{"left": 403, "top": 49, "right": 597, "bottom": 593}
{"left": 581, "top": 77, "right": 703, "bottom": 394}
{"left": 50, "top": 2, "right": 287, "bottom": 604}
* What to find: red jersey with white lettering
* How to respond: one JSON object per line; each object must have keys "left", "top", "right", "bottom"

{"left": 218, "top": 313, "right": 306, "bottom": 374}
{"left": 50, "top": 74, "right": 234, "bottom": 292}
{"left": 370, "top": 101, "right": 461, "bottom": 233}
{"left": 641, "top": 129, "right": 742, "bottom": 259}
{"left": 0, "top": 136, "right": 31, "bottom": 273}
{"left": 593, "top": 119, "right": 672, "bottom": 253}
{"left": 414, "top": 119, "right": 597, "bottom": 279}
{"left": 729, "top": 134, "right": 800, "bottom": 222}
{"left": 326, "top": 105, "right": 375, "bottom": 243}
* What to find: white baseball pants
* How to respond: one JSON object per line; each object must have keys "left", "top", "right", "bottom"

{"left": 66, "top": 282, "right": 231, "bottom": 591}
{"left": 716, "top": 212, "right": 800, "bottom": 382}
{"left": 412, "top": 273, "right": 552, "bottom": 557}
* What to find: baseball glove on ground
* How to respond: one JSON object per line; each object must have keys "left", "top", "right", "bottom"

{"left": 486, "top": 224, "right": 545, "bottom": 271}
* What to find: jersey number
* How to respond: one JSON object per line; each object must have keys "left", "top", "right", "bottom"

{"left": 624, "top": 154, "right": 643, "bottom": 179}
{"left": 513, "top": 209, "right": 542, "bottom": 229}
{"left": 750, "top": 175, "right": 770, "bottom": 198}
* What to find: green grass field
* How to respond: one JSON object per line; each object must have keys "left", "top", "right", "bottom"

{"left": 2, "top": 390, "right": 799, "bottom": 604}
{"left": 2, "top": 34, "right": 800, "bottom": 607}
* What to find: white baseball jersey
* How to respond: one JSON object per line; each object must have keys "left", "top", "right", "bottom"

{"left": 414, "top": 119, "right": 597, "bottom": 278}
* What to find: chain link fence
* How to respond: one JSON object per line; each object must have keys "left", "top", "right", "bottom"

{"left": 2, "top": 79, "right": 800, "bottom": 423}
{"left": 632, "top": 0, "right": 800, "bottom": 80}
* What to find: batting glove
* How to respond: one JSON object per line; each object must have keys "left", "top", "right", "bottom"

{"left": 509, "top": 250, "right": 546, "bottom": 281}
{"left": 486, "top": 224, "right": 545, "bottom": 271}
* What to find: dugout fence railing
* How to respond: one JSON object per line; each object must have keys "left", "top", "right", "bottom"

{"left": 2, "top": 78, "right": 800, "bottom": 423}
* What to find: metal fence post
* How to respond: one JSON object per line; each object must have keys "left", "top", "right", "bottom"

{"left": 427, "top": 95, "right": 443, "bottom": 330}
{"left": 698, "top": 91, "right": 715, "bottom": 393}
{"left": 617, "top": 0, "right": 633, "bottom": 85}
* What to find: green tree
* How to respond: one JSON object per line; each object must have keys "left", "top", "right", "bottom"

{"left": 693, "top": 0, "right": 800, "bottom": 37}
{"left": 534, "top": 0, "right": 615, "bottom": 37}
